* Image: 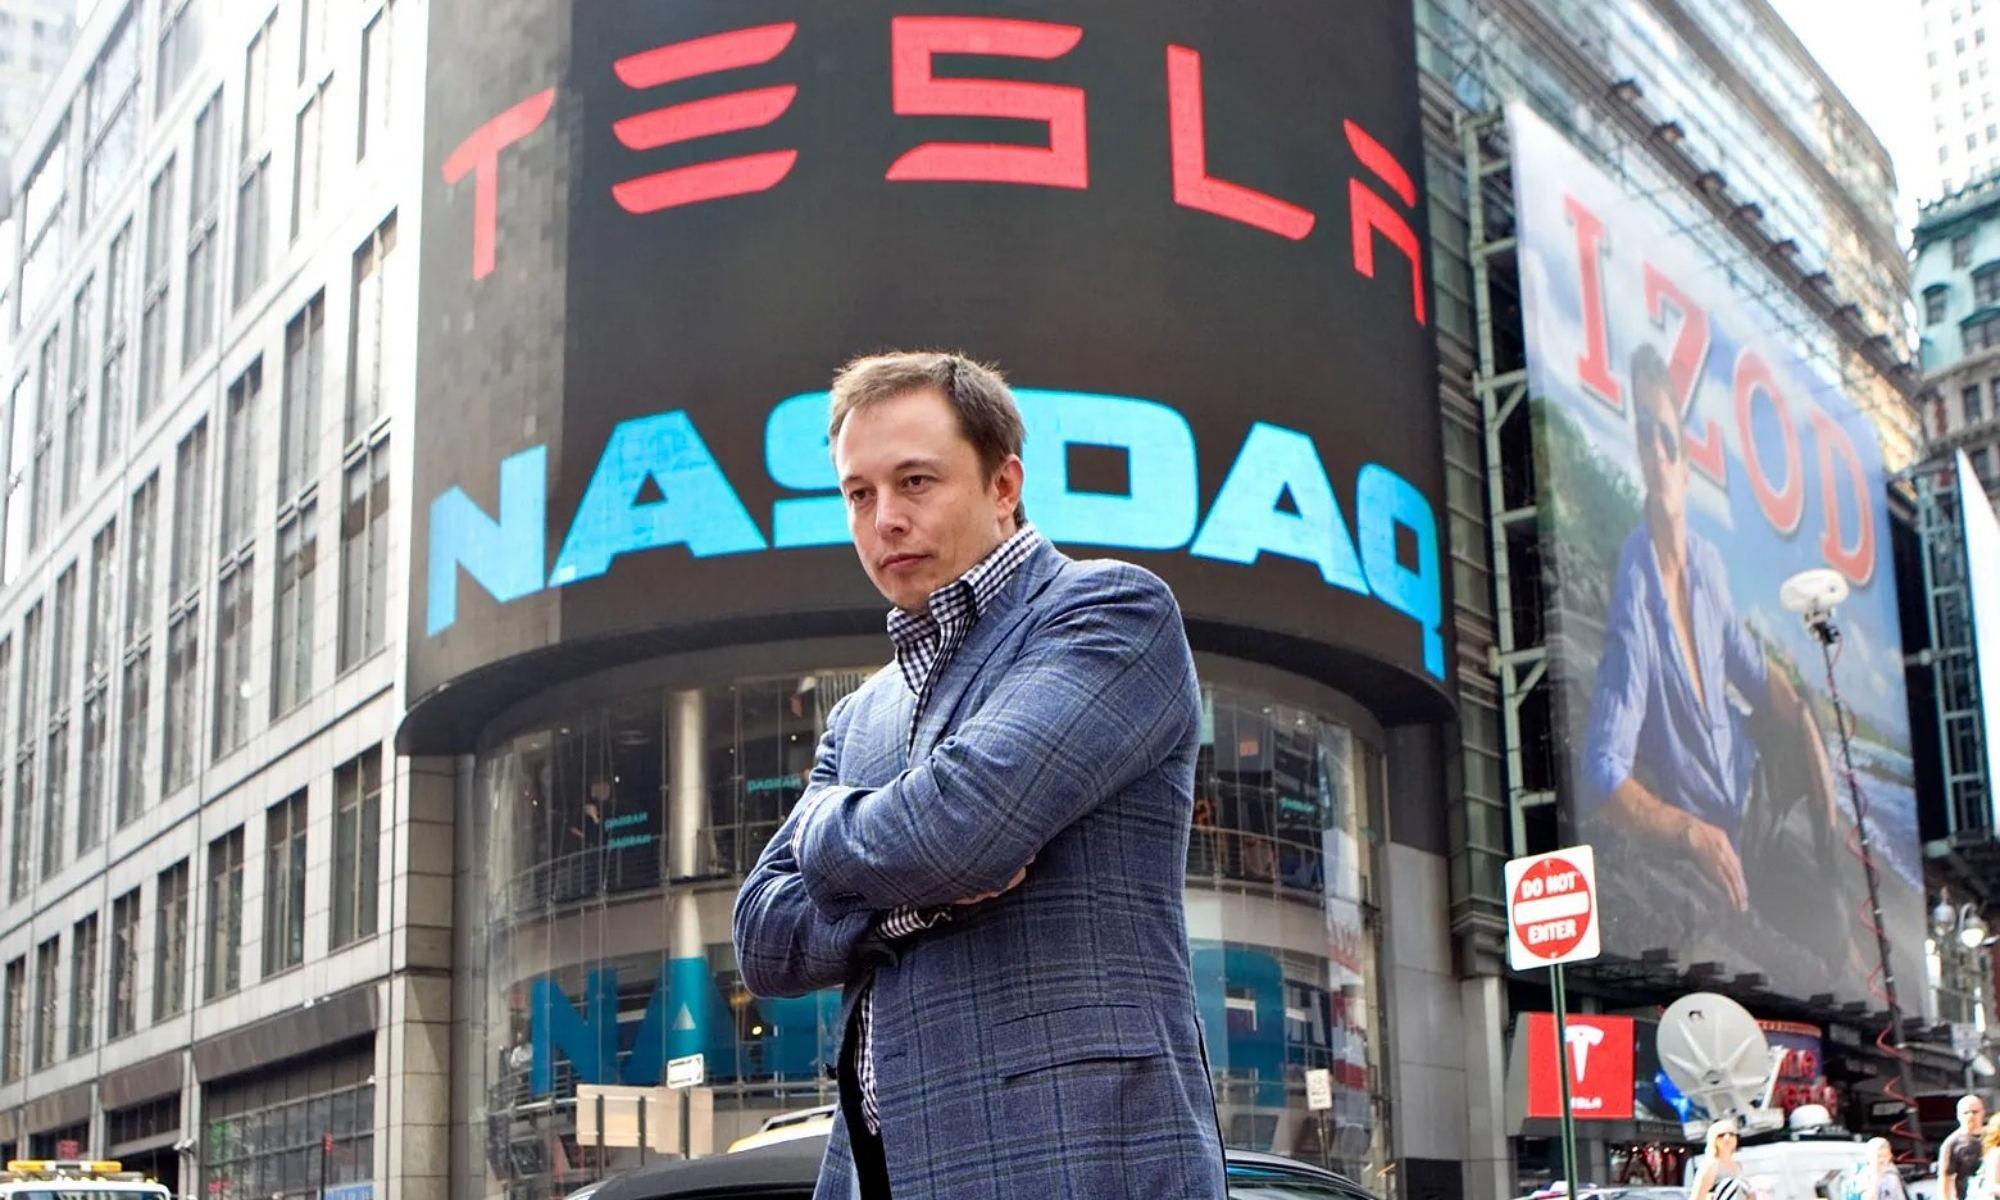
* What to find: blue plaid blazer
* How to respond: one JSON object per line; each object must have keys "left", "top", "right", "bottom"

{"left": 733, "top": 541, "right": 1228, "bottom": 1199}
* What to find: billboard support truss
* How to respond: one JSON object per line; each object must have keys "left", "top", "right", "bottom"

{"left": 1463, "top": 110, "right": 1556, "bottom": 858}
{"left": 1913, "top": 457, "right": 1992, "bottom": 841}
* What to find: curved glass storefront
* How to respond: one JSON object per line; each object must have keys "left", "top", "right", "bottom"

{"left": 463, "top": 665, "right": 1388, "bottom": 1200}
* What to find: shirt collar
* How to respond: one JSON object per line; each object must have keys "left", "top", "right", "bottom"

{"left": 885, "top": 523, "right": 1044, "bottom": 647}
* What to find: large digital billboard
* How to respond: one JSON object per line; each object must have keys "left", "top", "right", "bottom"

{"left": 404, "top": 0, "right": 1448, "bottom": 749}
{"left": 1507, "top": 105, "right": 1922, "bottom": 1008}
{"left": 1958, "top": 451, "right": 2000, "bottom": 820}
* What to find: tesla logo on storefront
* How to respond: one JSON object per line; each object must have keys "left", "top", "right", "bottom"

{"left": 1524, "top": 1013, "right": 1635, "bottom": 1120}
{"left": 438, "top": 15, "right": 1426, "bottom": 325}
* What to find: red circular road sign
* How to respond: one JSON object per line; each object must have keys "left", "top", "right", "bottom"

{"left": 1510, "top": 855, "right": 1594, "bottom": 962}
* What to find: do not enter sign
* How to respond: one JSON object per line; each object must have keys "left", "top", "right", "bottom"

{"left": 1505, "top": 846, "right": 1601, "bottom": 970}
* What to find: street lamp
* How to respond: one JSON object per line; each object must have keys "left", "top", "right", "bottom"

{"left": 1935, "top": 900, "right": 1992, "bottom": 950}
{"left": 1779, "top": 567, "right": 1924, "bottom": 1146}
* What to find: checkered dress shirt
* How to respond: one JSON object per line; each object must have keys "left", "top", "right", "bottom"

{"left": 855, "top": 522, "right": 1043, "bottom": 1136}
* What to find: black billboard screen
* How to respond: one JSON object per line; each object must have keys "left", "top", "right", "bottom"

{"left": 407, "top": 0, "right": 1448, "bottom": 748}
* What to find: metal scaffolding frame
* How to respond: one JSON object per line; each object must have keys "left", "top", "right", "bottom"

{"left": 1460, "top": 110, "right": 1557, "bottom": 857}
{"left": 1914, "top": 455, "right": 1993, "bottom": 843}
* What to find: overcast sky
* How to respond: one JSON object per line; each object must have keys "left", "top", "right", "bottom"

{"left": 1767, "top": 0, "right": 1933, "bottom": 232}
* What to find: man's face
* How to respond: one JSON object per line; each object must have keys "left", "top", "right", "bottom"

{"left": 834, "top": 388, "right": 1023, "bottom": 613}
{"left": 1636, "top": 381, "right": 1687, "bottom": 524}
{"left": 1963, "top": 1097, "right": 1987, "bottom": 1132}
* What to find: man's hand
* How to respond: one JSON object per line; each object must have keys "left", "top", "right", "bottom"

{"left": 954, "top": 859, "right": 1031, "bottom": 906}
{"left": 1682, "top": 819, "right": 1748, "bottom": 911}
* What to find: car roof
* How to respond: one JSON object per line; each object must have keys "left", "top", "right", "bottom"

{"left": 582, "top": 1135, "right": 1374, "bottom": 1200}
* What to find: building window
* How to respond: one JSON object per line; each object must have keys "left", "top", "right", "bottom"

{"left": 138, "top": 160, "right": 175, "bottom": 424}
{"left": 1956, "top": 235, "right": 1976, "bottom": 267}
{"left": 107, "top": 889, "right": 139, "bottom": 1040}
{"left": 31, "top": 937, "right": 56, "bottom": 1071}
{"left": 186, "top": 91, "right": 223, "bottom": 364}
{"left": 62, "top": 280, "right": 93, "bottom": 515}
{"left": 235, "top": 15, "right": 275, "bottom": 306}
{"left": 68, "top": 915, "right": 96, "bottom": 1057}
{"left": 204, "top": 828, "right": 244, "bottom": 1000}
{"left": 12, "top": 604, "right": 43, "bottom": 902}
{"left": 212, "top": 565, "right": 252, "bottom": 758}
{"left": 281, "top": 295, "right": 324, "bottom": 500}
{"left": 165, "top": 424, "right": 207, "bottom": 793}
{"left": 272, "top": 504, "right": 316, "bottom": 716}
{"left": 234, "top": 160, "right": 269, "bottom": 307}
{"left": 202, "top": 1052, "right": 374, "bottom": 1200}
{"left": 220, "top": 364, "right": 258, "bottom": 558}
{"left": 298, "top": 0, "right": 328, "bottom": 81}
{"left": 117, "top": 651, "right": 150, "bottom": 827}
{"left": 331, "top": 747, "right": 381, "bottom": 948}
{"left": 29, "top": 330, "right": 60, "bottom": 553}
{"left": 100, "top": 223, "right": 133, "bottom": 468}
{"left": 126, "top": 474, "right": 158, "bottom": 643}
{"left": 338, "top": 438, "right": 390, "bottom": 671}
{"left": 117, "top": 477, "right": 156, "bottom": 829}
{"left": 1979, "top": 272, "right": 2000, "bottom": 309}
{"left": 41, "top": 567, "right": 76, "bottom": 880}
{"left": 19, "top": 128, "right": 69, "bottom": 323}
{"left": 292, "top": 83, "right": 327, "bottom": 239}
{"left": 1, "top": 958, "right": 22, "bottom": 1081}
{"left": 154, "top": 860, "right": 189, "bottom": 1021}
{"left": 1976, "top": 445, "right": 1994, "bottom": 480}
{"left": 264, "top": 791, "right": 307, "bottom": 976}
{"left": 47, "top": 565, "right": 75, "bottom": 723}
{"left": 80, "top": 524, "right": 114, "bottom": 856}
{"left": 0, "top": 636, "right": 10, "bottom": 761}
{"left": 358, "top": 4, "right": 394, "bottom": 161}
{"left": 157, "top": 0, "right": 200, "bottom": 111}
{"left": 1969, "top": 314, "right": 2000, "bottom": 352}
{"left": 86, "top": 522, "right": 118, "bottom": 685}
{"left": 164, "top": 614, "right": 198, "bottom": 795}
{"left": 170, "top": 422, "right": 207, "bottom": 605}
{"left": 1970, "top": 385, "right": 1989, "bottom": 426}
{"left": 83, "top": 11, "right": 139, "bottom": 227}
{"left": 347, "top": 215, "right": 397, "bottom": 440}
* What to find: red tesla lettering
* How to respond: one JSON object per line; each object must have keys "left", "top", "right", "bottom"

{"left": 610, "top": 23, "right": 800, "bottom": 214}
{"left": 885, "top": 17, "right": 1088, "bottom": 189}
{"left": 1810, "top": 410, "right": 1876, "bottom": 585}
{"left": 1167, "top": 45, "right": 1314, "bottom": 240}
{"left": 1566, "top": 196, "right": 1620, "bottom": 408}
{"left": 441, "top": 89, "right": 556, "bottom": 281}
{"left": 1343, "top": 120, "right": 1424, "bottom": 326}
{"left": 1643, "top": 265, "right": 1724, "bottom": 484}
{"left": 1734, "top": 352, "right": 1804, "bottom": 534}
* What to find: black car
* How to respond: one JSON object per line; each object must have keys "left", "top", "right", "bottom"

{"left": 566, "top": 1134, "right": 1378, "bottom": 1200}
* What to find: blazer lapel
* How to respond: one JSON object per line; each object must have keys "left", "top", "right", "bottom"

{"left": 908, "top": 541, "right": 1068, "bottom": 760}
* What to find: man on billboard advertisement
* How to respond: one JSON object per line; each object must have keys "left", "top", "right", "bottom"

{"left": 1580, "top": 344, "right": 1863, "bottom": 980}
{"left": 1505, "top": 103, "right": 1923, "bottom": 1008}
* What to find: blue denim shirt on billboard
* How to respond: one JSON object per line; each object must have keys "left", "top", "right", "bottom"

{"left": 1581, "top": 526, "right": 1770, "bottom": 845}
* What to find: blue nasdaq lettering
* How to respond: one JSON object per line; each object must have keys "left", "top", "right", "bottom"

{"left": 527, "top": 944, "right": 1303, "bottom": 1097}
{"left": 426, "top": 391, "right": 1443, "bottom": 677}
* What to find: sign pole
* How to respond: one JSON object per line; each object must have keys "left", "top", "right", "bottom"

{"left": 1551, "top": 964, "right": 1582, "bottom": 1196}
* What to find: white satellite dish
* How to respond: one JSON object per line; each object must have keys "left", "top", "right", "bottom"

{"left": 1779, "top": 568, "right": 1850, "bottom": 619}
{"left": 1657, "top": 992, "right": 1787, "bottom": 1136}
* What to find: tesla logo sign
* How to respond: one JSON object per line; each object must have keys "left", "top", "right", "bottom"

{"left": 439, "top": 15, "right": 1425, "bottom": 324}
{"left": 1524, "top": 1014, "right": 1635, "bottom": 1120}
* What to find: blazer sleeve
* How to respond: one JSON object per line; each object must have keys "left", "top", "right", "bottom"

{"left": 792, "top": 562, "right": 1197, "bottom": 912}
{"left": 731, "top": 695, "right": 884, "bottom": 998}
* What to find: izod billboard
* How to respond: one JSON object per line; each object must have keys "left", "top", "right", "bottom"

{"left": 403, "top": 0, "right": 1449, "bottom": 749}
{"left": 1506, "top": 103, "right": 1922, "bottom": 1009}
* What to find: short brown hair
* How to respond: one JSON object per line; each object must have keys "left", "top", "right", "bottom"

{"left": 828, "top": 350, "right": 1027, "bottom": 523}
